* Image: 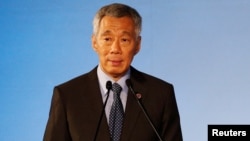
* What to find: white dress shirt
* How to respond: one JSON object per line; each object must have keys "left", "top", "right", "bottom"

{"left": 97, "top": 65, "right": 130, "bottom": 123}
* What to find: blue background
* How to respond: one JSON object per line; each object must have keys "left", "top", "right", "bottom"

{"left": 1, "top": 0, "right": 250, "bottom": 141}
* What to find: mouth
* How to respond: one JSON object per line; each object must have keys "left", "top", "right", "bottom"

{"left": 109, "top": 59, "right": 122, "bottom": 66}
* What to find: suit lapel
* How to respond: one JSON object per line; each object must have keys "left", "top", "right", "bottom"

{"left": 120, "top": 88, "right": 141, "bottom": 141}
{"left": 84, "top": 67, "right": 111, "bottom": 140}
{"left": 120, "top": 67, "right": 148, "bottom": 141}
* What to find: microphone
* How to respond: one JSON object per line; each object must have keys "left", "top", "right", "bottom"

{"left": 93, "top": 81, "right": 112, "bottom": 141}
{"left": 126, "top": 79, "right": 164, "bottom": 141}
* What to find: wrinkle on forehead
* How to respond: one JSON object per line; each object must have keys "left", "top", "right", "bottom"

{"left": 100, "top": 30, "right": 133, "bottom": 37}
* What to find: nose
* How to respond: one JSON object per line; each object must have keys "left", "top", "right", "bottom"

{"left": 110, "top": 39, "right": 121, "bottom": 54}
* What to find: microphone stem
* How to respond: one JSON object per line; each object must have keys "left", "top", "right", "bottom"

{"left": 128, "top": 85, "right": 164, "bottom": 141}
{"left": 136, "top": 99, "right": 163, "bottom": 141}
{"left": 93, "top": 89, "right": 111, "bottom": 141}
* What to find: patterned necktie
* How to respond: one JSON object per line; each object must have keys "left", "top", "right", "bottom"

{"left": 109, "top": 83, "right": 124, "bottom": 141}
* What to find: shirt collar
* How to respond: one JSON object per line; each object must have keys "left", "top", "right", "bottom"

{"left": 97, "top": 65, "right": 130, "bottom": 95}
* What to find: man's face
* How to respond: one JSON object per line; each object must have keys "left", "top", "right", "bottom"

{"left": 92, "top": 16, "right": 141, "bottom": 81}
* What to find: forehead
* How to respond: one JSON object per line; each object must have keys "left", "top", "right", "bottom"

{"left": 98, "top": 16, "right": 135, "bottom": 35}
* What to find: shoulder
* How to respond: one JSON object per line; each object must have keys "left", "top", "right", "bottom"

{"left": 130, "top": 67, "right": 177, "bottom": 108}
{"left": 130, "top": 66, "right": 173, "bottom": 88}
{"left": 55, "top": 67, "right": 98, "bottom": 91}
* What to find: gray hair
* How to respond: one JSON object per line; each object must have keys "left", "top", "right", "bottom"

{"left": 92, "top": 3, "right": 142, "bottom": 37}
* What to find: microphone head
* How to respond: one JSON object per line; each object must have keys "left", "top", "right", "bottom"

{"left": 126, "top": 79, "right": 132, "bottom": 87}
{"left": 126, "top": 79, "right": 142, "bottom": 100}
{"left": 106, "top": 81, "right": 112, "bottom": 90}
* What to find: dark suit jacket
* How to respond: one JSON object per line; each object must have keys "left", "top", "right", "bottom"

{"left": 43, "top": 66, "right": 182, "bottom": 141}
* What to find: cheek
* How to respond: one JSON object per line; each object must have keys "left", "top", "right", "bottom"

{"left": 125, "top": 51, "right": 136, "bottom": 61}
{"left": 131, "top": 47, "right": 139, "bottom": 56}
{"left": 96, "top": 47, "right": 109, "bottom": 56}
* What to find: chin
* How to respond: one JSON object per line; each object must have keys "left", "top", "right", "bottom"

{"left": 108, "top": 69, "right": 125, "bottom": 75}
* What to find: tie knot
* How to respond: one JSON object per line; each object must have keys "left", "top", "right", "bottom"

{"left": 112, "top": 83, "right": 122, "bottom": 96}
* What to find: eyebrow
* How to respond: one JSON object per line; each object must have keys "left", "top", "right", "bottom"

{"left": 100, "top": 30, "right": 111, "bottom": 36}
{"left": 100, "top": 30, "right": 133, "bottom": 37}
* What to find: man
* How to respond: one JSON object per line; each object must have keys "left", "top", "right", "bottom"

{"left": 43, "top": 3, "right": 182, "bottom": 141}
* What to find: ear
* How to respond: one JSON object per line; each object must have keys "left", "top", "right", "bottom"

{"left": 91, "top": 34, "right": 98, "bottom": 52}
{"left": 134, "top": 36, "right": 141, "bottom": 55}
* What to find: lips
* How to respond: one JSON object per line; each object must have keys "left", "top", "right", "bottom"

{"left": 109, "top": 59, "right": 122, "bottom": 66}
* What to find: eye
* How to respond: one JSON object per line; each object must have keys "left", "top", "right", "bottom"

{"left": 121, "top": 38, "right": 130, "bottom": 43}
{"left": 122, "top": 38, "right": 128, "bottom": 42}
{"left": 104, "top": 37, "right": 111, "bottom": 41}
